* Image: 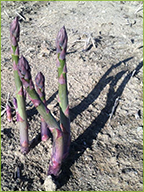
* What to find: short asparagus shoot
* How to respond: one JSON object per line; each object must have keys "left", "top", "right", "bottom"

{"left": 35, "top": 72, "right": 50, "bottom": 141}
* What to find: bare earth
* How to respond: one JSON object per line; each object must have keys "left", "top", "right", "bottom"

{"left": 1, "top": 1, "right": 143, "bottom": 191}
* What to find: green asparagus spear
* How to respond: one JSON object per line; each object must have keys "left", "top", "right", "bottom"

{"left": 56, "top": 26, "right": 71, "bottom": 159}
{"left": 10, "top": 17, "right": 29, "bottom": 154}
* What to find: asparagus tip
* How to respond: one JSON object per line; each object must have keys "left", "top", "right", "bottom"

{"left": 18, "top": 56, "right": 32, "bottom": 88}
{"left": 10, "top": 16, "right": 20, "bottom": 46}
{"left": 56, "top": 26, "right": 68, "bottom": 59}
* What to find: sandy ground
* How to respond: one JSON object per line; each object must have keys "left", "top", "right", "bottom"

{"left": 1, "top": 1, "right": 143, "bottom": 191}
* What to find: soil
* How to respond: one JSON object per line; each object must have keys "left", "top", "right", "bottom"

{"left": 1, "top": 1, "right": 143, "bottom": 191}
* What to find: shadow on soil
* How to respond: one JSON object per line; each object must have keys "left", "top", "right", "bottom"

{"left": 22, "top": 57, "right": 142, "bottom": 189}
{"left": 55, "top": 58, "right": 143, "bottom": 188}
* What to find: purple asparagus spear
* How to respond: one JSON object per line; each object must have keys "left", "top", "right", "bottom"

{"left": 35, "top": 72, "right": 50, "bottom": 141}
{"left": 18, "top": 56, "right": 64, "bottom": 176}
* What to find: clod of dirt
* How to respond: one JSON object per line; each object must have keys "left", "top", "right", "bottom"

{"left": 44, "top": 176, "right": 56, "bottom": 191}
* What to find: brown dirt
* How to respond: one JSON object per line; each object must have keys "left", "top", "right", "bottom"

{"left": 1, "top": 1, "right": 143, "bottom": 191}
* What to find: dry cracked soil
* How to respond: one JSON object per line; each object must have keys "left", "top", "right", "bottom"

{"left": 1, "top": 1, "right": 143, "bottom": 191}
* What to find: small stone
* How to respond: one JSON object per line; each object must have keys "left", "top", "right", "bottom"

{"left": 44, "top": 176, "right": 56, "bottom": 191}
{"left": 137, "top": 126, "right": 143, "bottom": 132}
{"left": 83, "top": 141, "right": 86, "bottom": 145}
{"left": 109, "top": 157, "right": 117, "bottom": 165}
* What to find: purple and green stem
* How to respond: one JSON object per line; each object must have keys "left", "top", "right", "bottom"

{"left": 18, "top": 56, "right": 64, "bottom": 176}
{"left": 35, "top": 72, "right": 50, "bottom": 141}
{"left": 56, "top": 26, "right": 71, "bottom": 159}
{"left": 10, "top": 17, "right": 29, "bottom": 154}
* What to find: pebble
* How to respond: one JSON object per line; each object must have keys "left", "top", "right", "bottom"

{"left": 44, "top": 176, "right": 56, "bottom": 191}
{"left": 137, "top": 126, "right": 143, "bottom": 132}
{"left": 109, "top": 157, "right": 117, "bottom": 165}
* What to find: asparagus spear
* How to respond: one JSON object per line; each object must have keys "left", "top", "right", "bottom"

{"left": 10, "top": 17, "right": 29, "bottom": 154}
{"left": 56, "top": 26, "right": 71, "bottom": 159}
{"left": 35, "top": 72, "right": 50, "bottom": 141}
{"left": 17, "top": 56, "right": 64, "bottom": 176}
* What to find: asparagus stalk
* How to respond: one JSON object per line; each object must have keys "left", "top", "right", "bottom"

{"left": 56, "top": 26, "right": 71, "bottom": 159}
{"left": 17, "top": 56, "right": 64, "bottom": 176}
{"left": 35, "top": 72, "right": 50, "bottom": 141}
{"left": 10, "top": 17, "right": 29, "bottom": 154}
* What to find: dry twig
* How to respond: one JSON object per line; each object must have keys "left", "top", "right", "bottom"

{"left": 1, "top": 93, "right": 10, "bottom": 116}
{"left": 108, "top": 97, "right": 120, "bottom": 125}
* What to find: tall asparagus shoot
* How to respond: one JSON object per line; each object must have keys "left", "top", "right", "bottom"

{"left": 18, "top": 56, "right": 64, "bottom": 176}
{"left": 56, "top": 26, "right": 71, "bottom": 159}
{"left": 10, "top": 17, "right": 29, "bottom": 154}
{"left": 35, "top": 72, "right": 50, "bottom": 141}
